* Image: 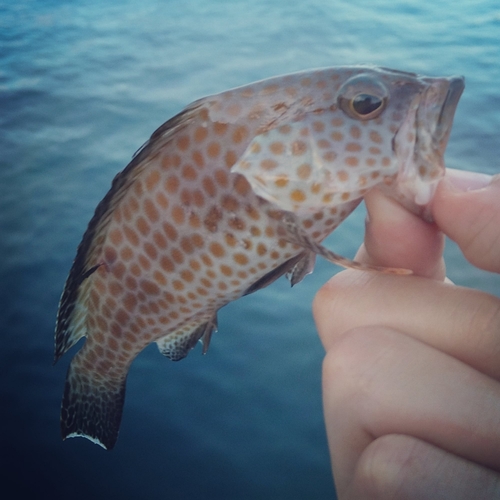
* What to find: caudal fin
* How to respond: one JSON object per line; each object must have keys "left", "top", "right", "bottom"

{"left": 61, "top": 358, "right": 126, "bottom": 450}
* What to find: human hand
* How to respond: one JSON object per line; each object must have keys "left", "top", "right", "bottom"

{"left": 313, "top": 169, "right": 500, "bottom": 499}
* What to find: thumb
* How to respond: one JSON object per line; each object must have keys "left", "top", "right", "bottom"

{"left": 432, "top": 168, "right": 500, "bottom": 273}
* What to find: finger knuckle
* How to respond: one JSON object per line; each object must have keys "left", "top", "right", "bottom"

{"left": 462, "top": 205, "right": 500, "bottom": 272}
{"left": 469, "top": 294, "right": 500, "bottom": 376}
{"left": 353, "top": 435, "right": 417, "bottom": 499}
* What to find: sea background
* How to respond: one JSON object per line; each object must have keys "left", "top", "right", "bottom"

{"left": 1, "top": 0, "right": 499, "bottom": 498}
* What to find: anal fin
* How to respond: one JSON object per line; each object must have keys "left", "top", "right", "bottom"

{"left": 156, "top": 313, "right": 218, "bottom": 361}
{"left": 200, "top": 315, "right": 218, "bottom": 355}
{"left": 281, "top": 212, "right": 412, "bottom": 275}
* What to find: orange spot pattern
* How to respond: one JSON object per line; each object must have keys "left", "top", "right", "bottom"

{"left": 229, "top": 81, "right": 402, "bottom": 215}
{"left": 78, "top": 67, "right": 410, "bottom": 377}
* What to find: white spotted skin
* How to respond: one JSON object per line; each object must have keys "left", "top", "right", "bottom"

{"left": 224, "top": 67, "right": 463, "bottom": 218}
{"left": 78, "top": 117, "right": 354, "bottom": 367}
{"left": 55, "top": 65, "right": 464, "bottom": 448}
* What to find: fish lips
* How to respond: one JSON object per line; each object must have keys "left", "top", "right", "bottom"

{"left": 391, "top": 75, "right": 464, "bottom": 216}
{"left": 421, "top": 75, "right": 465, "bottom": 155}
{"left": 435, "top": 76, "right": 465, "bottom": 151}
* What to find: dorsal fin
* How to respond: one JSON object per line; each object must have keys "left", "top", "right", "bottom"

{"left": 54, "top": 101, "right": 204, "bottom": 363}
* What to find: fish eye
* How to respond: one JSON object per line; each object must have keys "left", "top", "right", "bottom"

{"left": 337, "top": 74, "right": 389, "bottom": 121}
{"left": 339, "top": 93, "right": 386, "bottom": 120}
{"left": 352, "top": 94, "right": 384, "bottom": 116}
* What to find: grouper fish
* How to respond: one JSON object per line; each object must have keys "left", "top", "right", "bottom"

{"left": 55, "top": 66, "right": 464, "bottom": 449}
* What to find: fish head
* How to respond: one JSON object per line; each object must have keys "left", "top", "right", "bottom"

{"left": 229, "top": 66, "right": 464, "bottom": 219}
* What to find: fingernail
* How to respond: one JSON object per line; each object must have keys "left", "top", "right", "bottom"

{"left": 444, "top": 168, "right": 492, "bottom": 192}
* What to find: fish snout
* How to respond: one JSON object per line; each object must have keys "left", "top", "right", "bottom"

{"left": 435, "top": 76, "right": 465, "bottom": 152}
{"left": 416, "top": 75, "right": 464, "bottom": 171}
{"left": 418, "top": 75, "right": 464, "bottom": 153}
{"left": 390, "top": 75, "right": 464, "bottom": 215}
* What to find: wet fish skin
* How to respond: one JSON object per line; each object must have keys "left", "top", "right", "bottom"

{"left": 55, "top": 66, "right": 464, "bottom": 449}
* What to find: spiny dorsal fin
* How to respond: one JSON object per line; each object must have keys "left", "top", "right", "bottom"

{"left": 54, "top": 101, "right": 204, "bottom": 363}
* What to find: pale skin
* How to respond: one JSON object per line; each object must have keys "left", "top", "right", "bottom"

{"left": 313, "top": 168, "right": 500, "bottom": 499}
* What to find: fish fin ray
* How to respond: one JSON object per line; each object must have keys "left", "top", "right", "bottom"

{"left": 54, "top": 102, "right": 204, "bottom": 363}
{"left": 281, "top": 212, "right": 412, "bottom": 275}
{"left": 156, "top": 313, "right": 218, "bottom": 361}
{"left": 61, "top": 352, "right": 126, "bottom": 450}
{"left": 286, "top": 251, "right": 317, "bottom": 286}
{"left": 242, "top": 253, "right": 305, "bottom": 296}
{"left": 201, "top": 314, "right": 218, "bottom": 355}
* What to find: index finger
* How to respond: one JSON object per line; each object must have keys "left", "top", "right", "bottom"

{"left": 313, "top": 271, "right": 500, "bottom": 381}
{"left": 358, "top": 189, "right": 446, "bottom": 279}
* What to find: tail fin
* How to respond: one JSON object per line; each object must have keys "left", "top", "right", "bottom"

{"left": 61, "top": 357, "right": 126, "bottom": 450}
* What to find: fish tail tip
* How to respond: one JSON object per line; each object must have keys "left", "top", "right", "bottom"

{"left": 62, "top": 430, "right": 113, "bottom": 450}
{"left": 61, "top": 360, "right": 126, "bottom": 450}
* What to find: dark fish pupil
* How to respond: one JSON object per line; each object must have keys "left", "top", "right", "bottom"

{"left": 352, "top": 94, "right": 383, "bottom": 115}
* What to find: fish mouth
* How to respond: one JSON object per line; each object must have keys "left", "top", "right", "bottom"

{"left": 392, "top": 75, "right": 464, "bottom": 214}
{"left": 417, "top": 75, "right": 464, "bottom": 158}
{"left": 433, "top": 76, "right": 465, "bottom": 153}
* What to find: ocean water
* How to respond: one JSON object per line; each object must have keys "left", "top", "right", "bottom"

{"left": 1, "top": 0, "right": 499, "bottom": 498}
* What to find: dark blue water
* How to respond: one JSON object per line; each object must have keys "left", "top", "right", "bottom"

{"left": 1, "top": 1, "right": 499, "bottom": 498}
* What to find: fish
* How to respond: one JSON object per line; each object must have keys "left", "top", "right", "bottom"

{"left": 55, "top": 66, "right": 464, "bottom": 449}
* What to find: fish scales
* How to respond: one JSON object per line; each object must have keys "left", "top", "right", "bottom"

{"left": 55, "top": 66, "right": 464, "bottom": 449}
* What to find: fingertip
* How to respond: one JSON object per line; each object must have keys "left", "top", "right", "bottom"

{"left": 439, "top": 168, "right": 493, "bottom": 192}
{"left": 433, "top": 170, "right": 500, "bottom": 272}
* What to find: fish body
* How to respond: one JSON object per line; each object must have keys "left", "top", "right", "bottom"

{"left": 55, "top": 66, "right": 464, "bottom": 449}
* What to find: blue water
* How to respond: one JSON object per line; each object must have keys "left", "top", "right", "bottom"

{"left": 1, "top": 0, "right": 499, "bottom": 498}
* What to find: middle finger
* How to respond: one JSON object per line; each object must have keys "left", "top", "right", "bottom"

{"left": 313, "top": 271, "right": 500, "bottom": 380}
